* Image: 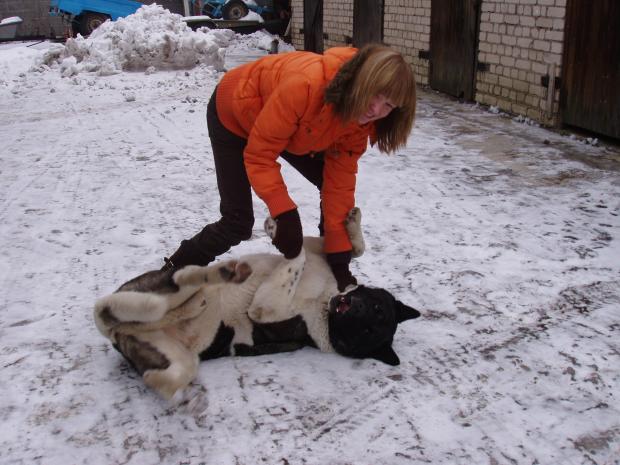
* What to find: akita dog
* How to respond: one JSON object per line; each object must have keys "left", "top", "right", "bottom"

{"left": 94, "top": 208, "right": 420, "bottom": 400}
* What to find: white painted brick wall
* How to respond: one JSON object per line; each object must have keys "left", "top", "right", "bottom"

{"left": 323, "top": 0, "right": 353, "bottom": 48}
{"left": 476, "top": 0, "right": 565, "bottom": 124}
{"left": 290, "top": 0, "right": 304, "bottom": 50}
{"left": 291, "top": 0, "right": 567, "bottom": 126}
{"left": 383, "top": 0, "right": 430, "bottom": 85}
{"left": 289, "top": 0, "right": 354, "bottom": 50}
{"left": 291, "top": 1, "right": 429, "bottom": 84}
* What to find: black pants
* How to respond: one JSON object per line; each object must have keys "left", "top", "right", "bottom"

{"left": 176, "top": 89, "right": 325, "bottom": 266}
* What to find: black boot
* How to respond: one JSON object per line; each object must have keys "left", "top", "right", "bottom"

{"left": 161, "top": 239, "right": 214, "bottom": 271}
{"left": 160, "top": 257, "right": 176, "bottom": 272}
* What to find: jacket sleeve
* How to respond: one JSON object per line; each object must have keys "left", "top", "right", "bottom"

{"left": 321, "top": 128, "right": 369, "bottom": 253}
{"left": 243, "top": 76, "right": 312, "bottom": 218}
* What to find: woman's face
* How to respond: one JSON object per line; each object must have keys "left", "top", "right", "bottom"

{"left": 358, "top": 94, "right": 396, "bottom": 124}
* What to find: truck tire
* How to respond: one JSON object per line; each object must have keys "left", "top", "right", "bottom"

{"left": 79, "top": 12, "right": 110, "bottom": 36}
{"left": 222, "top": 0, "right": 249, "bottom": 20}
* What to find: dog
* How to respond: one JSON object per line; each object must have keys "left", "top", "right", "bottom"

{"left": 94, "top": 208, "right": 420, "bottom": 400}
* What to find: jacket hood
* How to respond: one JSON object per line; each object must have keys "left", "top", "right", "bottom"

{"left": 322, "top": 47, "right": 358, "bottom": 83}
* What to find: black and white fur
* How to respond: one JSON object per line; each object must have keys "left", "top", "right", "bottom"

{"left": 94, "top": 208, "right": 419, "bottom": 400}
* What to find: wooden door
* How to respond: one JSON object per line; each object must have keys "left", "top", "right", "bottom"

{"left": 561, "top": 0, "right": 620, "bottom": 138}
{"left": 304, "top": 0, "right": 323, "bottom": 53}
{"left": 353, "top": 0, "right": 383, "bottom": 47}
{"left": 430, "top": 0, "right": 480, "bottom": 101}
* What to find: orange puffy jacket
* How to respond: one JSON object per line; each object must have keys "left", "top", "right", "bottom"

{"left": 215, "top": 47, "right": 374, "bottom": 254}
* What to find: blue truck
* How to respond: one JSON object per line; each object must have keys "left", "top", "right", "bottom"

{"left": 49, "top": 0, "right": 285, "bottom": 36}
{"left": 49, "top": 0, "right": 143, "bottom": 36}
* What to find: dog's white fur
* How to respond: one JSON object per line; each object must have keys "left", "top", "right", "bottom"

{"left": 94, "top": 208, "right": 365, "bottom": 400}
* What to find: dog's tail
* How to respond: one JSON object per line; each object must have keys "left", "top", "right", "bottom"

{"left": 93, "top": 260, "right": 254, "bottom": 339}
{"left": 94, "top": 289, "right": 210, "bottom": 339}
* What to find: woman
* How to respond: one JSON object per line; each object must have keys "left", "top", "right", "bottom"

{"left": 163, "top": 44, "right": 416, "bottom": 291}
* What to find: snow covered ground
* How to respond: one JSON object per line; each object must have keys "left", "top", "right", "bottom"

{"left": 1, "top": 6, "right": 619, "bottom": 465}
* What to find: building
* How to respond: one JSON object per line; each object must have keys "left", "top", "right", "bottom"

{"left": 3, "top": 0, "right": 617, "bottom": 138}
{"left": 290, "top": 0, "right": 619, "bottom": 139}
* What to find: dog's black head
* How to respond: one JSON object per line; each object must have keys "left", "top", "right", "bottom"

{"left": 327, "top": 285, "right": 421, "bottom": 366}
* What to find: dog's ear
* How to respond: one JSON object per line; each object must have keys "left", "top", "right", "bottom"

{"left": 395, "top": 299, "right": 421, "bottom": 323}
{"left": 370, "top": 345, "right": 400, "bottom": 366}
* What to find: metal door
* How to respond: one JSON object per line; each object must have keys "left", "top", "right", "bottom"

{"left": 304, "top": 0, "right": 323, "bottom": 53}
{"left": 430, "top": 0, "right": 480, "bottom": 101}
{"left": 353, "top": 0, "right": 383, "bottom": 47}
{"left": 561, "top": 0, "right": 620, "bottom": 138}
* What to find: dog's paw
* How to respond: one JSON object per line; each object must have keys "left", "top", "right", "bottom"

{"left": 174, "top": 261, "right": 251, "bottom": 288}
{"left": 346, "top": 206, "right": 362, "bottom": 227}
{"left": 94, "top": 292, "right": 170, "bottom": 331}
{"left": 233, "top": 261, "right": 252, "bottom": 283}
{"left": 170, "top": 383, "right": 209, "bottom": 417}
{"left": 218, "top": 260, "right": 252, "bottom": 283}
{"left": 264, "top": 216, "right": 277, "bottom": 239}
{"left": 173, "top": 265, "right": 216, "bottom": 287}
{"left": 144, "top": 369, "right": 181, "bottom": 400}
{"left": 345, "top": 207, "right": 365, "bottom": 258}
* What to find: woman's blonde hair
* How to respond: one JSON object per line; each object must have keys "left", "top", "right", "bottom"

{"left": 325, "top": 44, "right": 417, "bottom": 153}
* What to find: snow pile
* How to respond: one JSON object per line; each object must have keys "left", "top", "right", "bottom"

{"left": 221, "top": 29, "right": 295, "bottom": 55}
{"left": 242, "top": 10, "right": 265, "bottom": 23}
{"left": 0, "top": 42, "right": 50, "bottom": 85}
{"left": 38, "top": 4, "right": 230, "bottom": 76}
{"left": 513, "top": 114, "right": 540, "bottom": 127}
{"left": 1, "top": 16, "right": 23, "bottom": 25}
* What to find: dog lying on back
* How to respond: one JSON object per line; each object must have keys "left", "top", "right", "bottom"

{"left": 94, "top": 208, "right": 420, "bottom": 400}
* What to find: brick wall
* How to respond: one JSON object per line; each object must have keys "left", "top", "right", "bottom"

{"left": 476, "top": 0, "right": 566, "bottom": 124}
{"left": 0, "top": 0, "right": 183, "bottom": 38}
{"left": 383, "top": 0, "right": 430, "bottom": 85}
{"left": 290, "top": 0, "right": 428, "bottom": 84}
{"left": 290, "top": 0, "right": 353, "bottom": 51}
{"left": 322, "top": 0, "right": 353, "bottom": 48}
{"left": 290, "top": 0, "right": 304, "bottom": 49}
{"left": 292, "top": 0, "right": 568, "bottom": 126}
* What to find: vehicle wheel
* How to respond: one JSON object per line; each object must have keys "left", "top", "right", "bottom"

{"left": 79, "top": 12, "right": 109, "bottom": 36}
{"left": 222, "top": 0, "right": 249, "bottom": 20}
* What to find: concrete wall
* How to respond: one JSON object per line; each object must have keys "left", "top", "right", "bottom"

{"left": 291, "top": 0, "right": 568, "bottom": 126}
{"left": 0, "top": 0, "right": 184, "bottom": 38}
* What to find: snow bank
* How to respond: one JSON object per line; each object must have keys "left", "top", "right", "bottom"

{"left": 37, "top": 4, "right": 288, "bottom": 77}
{"left": 243, "top": 10, "right": 265, "bottom": 23}
{"left": 224, "top": 29, "right": 295, "bottom": 55}
{"left": 1, "top": 16, "right": 23, "bottom": 25}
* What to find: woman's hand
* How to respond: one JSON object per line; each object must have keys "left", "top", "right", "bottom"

{"left": 272, "top": 209, "right": 303, "bottom": 259}
{"left": 327, "top": 251, "right": 358, "bottom": 292}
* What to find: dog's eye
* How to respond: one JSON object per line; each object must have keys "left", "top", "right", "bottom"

{"left": 373, "top": 304, "right": 381, "bottom": 311}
